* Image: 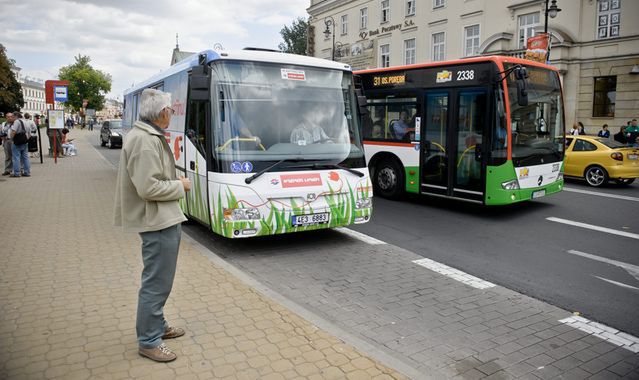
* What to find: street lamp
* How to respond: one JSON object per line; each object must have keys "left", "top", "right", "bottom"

{"left": 323, "top": 16, "right": 336, "bottom": 61}
{"left": 544, "top": 0, "right": 561, "bottom": 62}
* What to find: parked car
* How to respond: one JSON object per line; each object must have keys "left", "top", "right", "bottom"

{"left": 564, "top": 136, "right": 639, "bottom": 187}
{"left": 100, "top": 119, "right": 124, "bottom": 149}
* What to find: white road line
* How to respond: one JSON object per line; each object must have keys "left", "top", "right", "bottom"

{"left": 546, "top": 217, "right": 639, "bottom": 240}
{"left": 594, "top": 276, "right": 639, "bottom": 291}
{"left": 335, "top": 227, "right": 386, "bottom": 245}
{"left": 567, "top": 249, "right": 639, "bottom": 281}
{"left": 563, "top": 186, "right": 639, "bottom": 202}
{"left": 412, "top": 258, "right": 496, "bottom": 289}
{"left": 559, "top": 315, "right": 639, "bottom": 353}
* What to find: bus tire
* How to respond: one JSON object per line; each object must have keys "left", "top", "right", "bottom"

{"left": 584, "top": 165, "right": 608, "bottom": 187}
{"left": 373, "top": 159, "right": 405, "bottom": 199}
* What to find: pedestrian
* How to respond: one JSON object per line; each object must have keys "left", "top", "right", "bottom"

{"left": 114, "top": 88, "right": 191, "bottom": 363}
{"left": 66, "top": 116, "right": 73, "bottom": 129}
{"left": 627, "top": 119, "right": 639, "bottom": 147}
{"left": 569, "top": 122, "right": 579, "bottom": 135}
{"left": 24, "top": 113, "right": 38, "bottom": 158}
{"left": 614, "top": 125, "right": 628, "bottom": 145}
{"left": 9, "top": 112, "right": 31, "bottom": 177}
{"left": 577, "top": 122, "right": 586, "bottom": 135}
{"left": 597, "top": 124, "right": 610, "bottom": 138}
{"left": 1, "top": 112, "right": 15, "bottom": 175}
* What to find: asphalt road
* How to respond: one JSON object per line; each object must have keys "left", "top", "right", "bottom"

{"left": 95, "top": 135, "right": 639, "bottom": 336}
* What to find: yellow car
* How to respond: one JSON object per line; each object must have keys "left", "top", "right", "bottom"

{"left": 564, "top": 136, "right": 639, "bottom": 187}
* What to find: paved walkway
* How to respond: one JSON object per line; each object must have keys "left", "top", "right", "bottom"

{"left": 0, "top": 131, "right": 405, "bottom": 379}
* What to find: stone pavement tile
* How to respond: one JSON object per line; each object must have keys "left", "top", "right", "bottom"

{"left": 0, "top": 132, "right": 406, "bottom": 380}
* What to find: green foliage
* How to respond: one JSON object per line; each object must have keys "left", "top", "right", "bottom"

{"left": 278, "top": 17, "right": 308, "bottom": 55}
{"left": 58, "top": 55, "right": 112, "bottom": 112}
{"left": 0, "top": 44, "right": 24, "bottom": 114}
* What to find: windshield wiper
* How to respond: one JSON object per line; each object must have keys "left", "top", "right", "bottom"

{"left": 289, "top": 162, "right": 364, "bottom": 178}
{"left": 244, "top": 158, "right": 303, "bottom": 184}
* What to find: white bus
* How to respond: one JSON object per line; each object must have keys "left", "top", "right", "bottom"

{"left": 123, "top": 49, "right": 372, "bottom": 238}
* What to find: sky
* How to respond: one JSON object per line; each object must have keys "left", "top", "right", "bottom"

{"left": 1, "top": 0, "right": 309, "bottom": 100}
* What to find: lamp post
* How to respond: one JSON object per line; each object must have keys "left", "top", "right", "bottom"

{"left": 544, "top": 0, "right": 561, "bottom": 62}
{"left": 323, "top": 16, "right": 336, "bottom": 61}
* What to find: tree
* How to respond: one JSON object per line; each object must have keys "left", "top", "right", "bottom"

{"left": 278, "top": 17, "right": 308, "bottom": 55}
{"left": 58, "top": 55, "right": 112, "bottom": 112}
{"left": 0, "top": 44, "right": 24, "bottom": 114}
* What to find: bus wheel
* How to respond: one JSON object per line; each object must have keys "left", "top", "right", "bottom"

{"left": 374, "top": 159, "right": 404, "bottom": 199}
{"left": 614, "top": 178, "right": 635, "bottom": 186}
{"left": 585, "top": 165, "right": 608, "bottom": 187}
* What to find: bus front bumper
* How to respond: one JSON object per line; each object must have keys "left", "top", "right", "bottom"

{"left": 485, "top": 179, "right": 564, "bottom": 205}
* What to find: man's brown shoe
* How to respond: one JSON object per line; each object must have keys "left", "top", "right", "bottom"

{"left": 138, "top": 343, "right": 177, "bottom": 362}
{"left": 162, "top": 326, "right": 185, "bottom": 339}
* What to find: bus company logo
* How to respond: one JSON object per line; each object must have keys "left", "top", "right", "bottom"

{"left": 518, "top": 168, "right": 529, "bottom": 178}
{"left": 270, "top": 178, "right": 280, "bottom": 186}
{"left": 436, "top": 70, "right": 452, "bottom": 83}
{"left": 281, "top": 69, "right": 306, "bottom": 81}
{"left": 280, "top": 173, "right": 322, "bottom": 188}
{"left": 537, "top": 175, "right": 543, "bottom": 186}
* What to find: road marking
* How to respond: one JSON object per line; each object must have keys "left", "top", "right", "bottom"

{"left": 412, "top": 258, "right": 496, "bottom": 289}
{"left": 559, "top": 315, "right": 639, "bottom": 353}
{"left": 335, "top": 228, "right": 386, "bottom": 245}
{"left": 563, "top": 186, "right": 639, "bottom": 202}
{"left": 567, "top": 250, "right": 639, "bottom": 282}
{"left": 594, "top": 276, "right": 639, "bottom": 291}
{"left": 546, "top": 217, "right": 639, "bottom": 240}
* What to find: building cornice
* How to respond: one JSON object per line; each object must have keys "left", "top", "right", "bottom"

{"left": 428, "top": 19, "right": 448, "bottom": 27}
{"left": 308, "top": 0, "right": 353, "bottom": 17}
{"left": 461, "top": 10, "right": 483, "bottom": 19}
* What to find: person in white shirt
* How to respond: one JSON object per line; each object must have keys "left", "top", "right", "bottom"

{"left": 9, "top": 112, "right": 31, "bottom": 177}
{"left": 1, "top": 112, "right": 15, "bottom": 175}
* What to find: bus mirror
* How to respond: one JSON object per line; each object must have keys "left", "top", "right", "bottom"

{"left": 516, "top": 79, "right": 528, "bottom": 107}
{"left": 357, "top": 96, "right": 369, "bottom": 116}
{"left": 190, "top": 65, "right": 210, "bottom": 101}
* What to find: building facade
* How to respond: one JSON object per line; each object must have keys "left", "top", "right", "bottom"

{"left": 307, "top": 0, "right": 639, "bottom": 133}
{"left": 11, "top": 64, "right": 65, "bottom": 116}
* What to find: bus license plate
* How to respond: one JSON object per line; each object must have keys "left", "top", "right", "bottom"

{"left": 628, "top": 154, "right": 638, "bottom": 160}
{"left": 532, "top": 190, "right": 546, "bottom": 199}
{"left": 292, "top": 213, "right": 329, "bottom": 227}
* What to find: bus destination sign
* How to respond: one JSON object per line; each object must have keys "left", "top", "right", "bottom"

{"left": 372, "top": 73, "right": 406, "bottom": 87}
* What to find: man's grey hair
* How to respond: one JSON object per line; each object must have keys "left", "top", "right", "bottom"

{"left": 139, "top": 88, "right": 171, "bottom": 121}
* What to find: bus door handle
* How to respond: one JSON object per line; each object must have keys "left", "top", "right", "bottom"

{"left": 190, "top": 160, "right": 195, "bottom": 170}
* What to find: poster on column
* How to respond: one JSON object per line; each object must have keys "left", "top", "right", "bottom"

{"left": 48, "top": 109, "right": 65, "bottom": 129}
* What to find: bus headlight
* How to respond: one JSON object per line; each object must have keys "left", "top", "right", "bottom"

{"left": 223, "top": 208, "right": 261, "bottom": 221}
{"left": 355, "top": 198, "right": 372, "bottom": 209}
{"left": 501, "top": 180, "right": 520, "bottom": 190}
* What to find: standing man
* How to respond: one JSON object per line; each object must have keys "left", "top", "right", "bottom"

{"left": 113, "top": 88, "right": 191, "bottom": 362}
{"left": 597, "top": 124, "right": 610, "bottom": 138}
{"left": 10, "top": 112, "right": 31, "bottom": 177}
{"left": 1, "top": 112, "right": 15, "bottom": 176}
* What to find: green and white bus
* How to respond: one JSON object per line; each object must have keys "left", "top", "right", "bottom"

{"left": 356, "top": 56, "right": 565, "bottom": 205}
{"left": 123, "top": 49, "right": 372, "bottom": 238}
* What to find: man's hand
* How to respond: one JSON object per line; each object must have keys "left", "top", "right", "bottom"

{"left": 179, "top": 176, "right": 191, "bottom": 192}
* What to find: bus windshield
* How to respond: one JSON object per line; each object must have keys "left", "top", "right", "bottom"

{"left": 211, "top": 61, "right": 365, "bottom": 172}
{"left": 505, "top": 64, "right": 564, "bottom": 166}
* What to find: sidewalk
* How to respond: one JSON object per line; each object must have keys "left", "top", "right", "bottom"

{"left": 0, "top": 131, "right": 406, "bottom": 380}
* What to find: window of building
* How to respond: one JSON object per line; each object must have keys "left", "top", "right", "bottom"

{"left": 433, "top": 0, "right": 445, "bottom": 9}
{"left": 592, "top": 76, "right": 616, "bottom": 117}
{"left": 360, "top": 8, "right": 368, "bottom": 29}
{"left": 596, "top": 0, "right": 621, "bottom": 39}
{"left": 341, "top": 14, "right": 348, "bottom": 35}
{"left": 404, "top": 38, "right": 416, "bottom": 65}
{"left": 464, "top": 24, "right": 480, "bottom": 56}
{"left": 518, "top": 12, "right": 540, "bottom": 49}
{"left": 380, "top": 44, "right": 390, "bottom": 67}
{"left": 381, "top": 0, "right": 390, "bottom": 23}
{"left": 432, "top": 32, "right": 446, "bottom": 61}
{"left": 406, "top": 0, "right": 415, "bottom": 16}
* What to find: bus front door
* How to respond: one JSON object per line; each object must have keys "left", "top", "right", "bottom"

{"left": 421, "top": 89, "right": 487, "bottom": 202}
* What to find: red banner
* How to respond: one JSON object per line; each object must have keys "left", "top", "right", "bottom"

{"left": 280, "top": 173, "right": 323, "bottom": 188}
{"left": 525, "top": 33, "right": 550, "bottom": 63}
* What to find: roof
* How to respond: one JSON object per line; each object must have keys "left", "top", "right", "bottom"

{"left": 354, "top": 55, "right": 559, "bottom": 75}
{"left": 125, "top": 49, "right": 352, "bottom": 96}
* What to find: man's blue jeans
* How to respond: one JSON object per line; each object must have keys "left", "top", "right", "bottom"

{"left": 11, "top": 143, "right": 29, "bottom": 176}
{"left": 137, "top": 224, "right": 181, "bottom": 349}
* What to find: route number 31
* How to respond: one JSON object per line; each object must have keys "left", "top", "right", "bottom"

{"left": 457, "top": 70, "right": 475, "bottom": 81}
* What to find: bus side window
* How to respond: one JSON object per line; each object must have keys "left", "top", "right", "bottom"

{"left": 186, "top": 101, "right": 207, "bottom": 155}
